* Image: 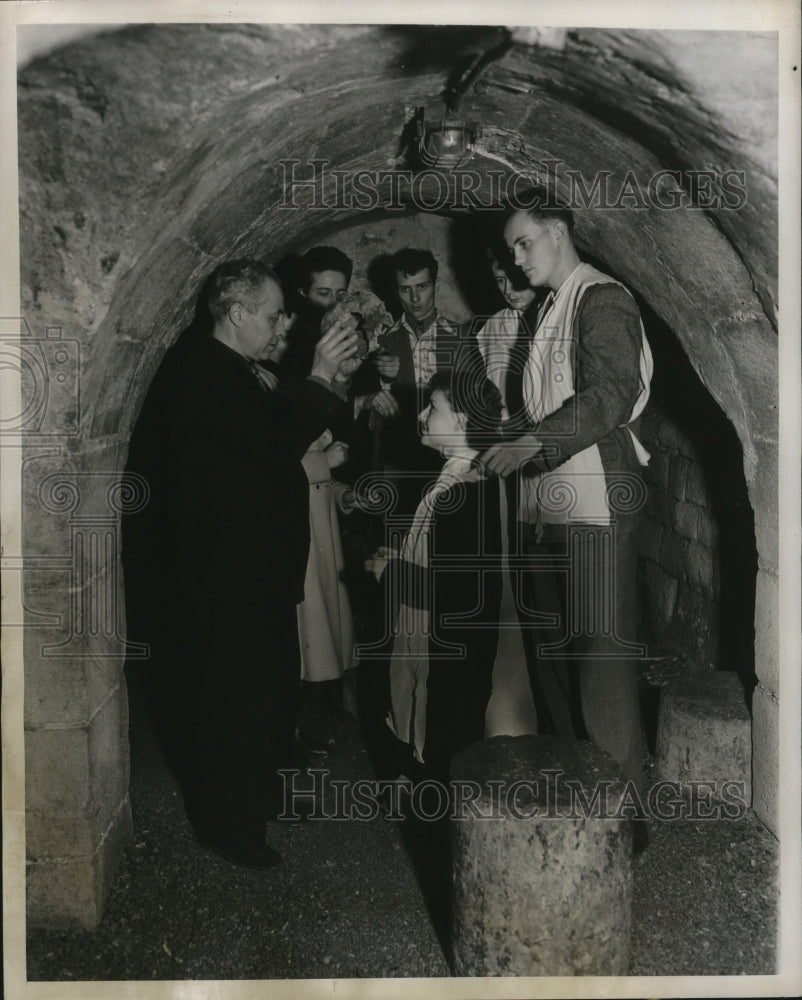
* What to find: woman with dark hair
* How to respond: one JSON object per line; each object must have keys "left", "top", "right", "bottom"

{"left": 476, "top": 244, "right": 541, "bottom": 425}
{"left": 365, "top": 368, "right": 504, "bottom": 780}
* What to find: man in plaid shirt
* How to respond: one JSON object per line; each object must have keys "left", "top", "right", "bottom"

{"left": 366, "top": 248, "right": 474, "bottom": 517}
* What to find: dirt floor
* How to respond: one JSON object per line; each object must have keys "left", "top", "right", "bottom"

{"left": 25, "top": 666, "right": 778, "bottom": 986}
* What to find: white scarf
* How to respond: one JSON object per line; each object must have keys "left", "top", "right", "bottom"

{"left": 520, "top": 263, "right": 653, "bottom": 526}
{"left": 476, "top": 307, "right": 520, "bottom": 422}
{"left": 387, "top": 455, "right": 481, "bottom": 762}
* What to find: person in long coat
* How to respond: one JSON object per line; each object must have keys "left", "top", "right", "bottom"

{"left": 366, "top": 368, "right": 504, "bottom": 781}
{"left": 160, "top": 259, "right": 357, "bottom": 868}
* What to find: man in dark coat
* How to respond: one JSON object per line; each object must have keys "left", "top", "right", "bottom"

{"left": 161, "top": 259, "right": 357, "bottom": 868}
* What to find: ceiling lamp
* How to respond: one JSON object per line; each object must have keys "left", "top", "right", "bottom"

{"left": 416, "top": 112, "right": 478, "bottom": 170}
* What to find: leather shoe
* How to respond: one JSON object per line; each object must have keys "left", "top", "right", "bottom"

{"left": 197, "top": 835, "right": 283, "bottom": 870}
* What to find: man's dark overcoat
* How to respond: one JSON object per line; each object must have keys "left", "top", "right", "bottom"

{"left": 161, "top": 335, "right": 345, "bottom": 838}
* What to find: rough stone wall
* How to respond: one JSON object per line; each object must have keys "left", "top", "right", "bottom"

{"left": 294, "top": 213, "right": 475, "bottom": 324}
{"left": 637, "top": 393, "right": 758, "bottom": 683}
{"left": 21, "top": 435, "right": 136, "bottom": 928}
{"left": 634, "top": 301, "right": 760, "bottom": 694}
{"left": 639, "top": 406, "right": 722, "bottom": 669}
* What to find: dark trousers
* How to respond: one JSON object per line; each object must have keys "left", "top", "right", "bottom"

{"left": 519, "top": 521, "right": 644, "bottom": 792}
{"left": 298, "top": 678, "right": 342, "bottom": 746}
{"left": 168, "top": 591, "right": 301, "bottom": 843}
{"left": 423, "top": 658, "right": 495, "bottom": 782}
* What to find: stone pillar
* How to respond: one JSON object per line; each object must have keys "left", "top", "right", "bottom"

{"left": 749, "top": 440, "right": 780, "bottom": 836}
{"left": 23, "top": 452, "right": 145, "bottom": 928}
{"left": 655, "top": 671, "right": 752, "bottom": 803}
{"left": 450, "top": 735, "right": 633, "bottom": 977}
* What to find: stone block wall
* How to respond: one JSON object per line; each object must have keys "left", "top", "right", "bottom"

{"left": 639, "top": 404, "right": 721, "bottom": 668}
{"left": 635, "top": 313, "right": 758, "bottom": 690}
{"left": 748, "top": 448, "right": 780, "bottom": 834}
{"left": 22, "top": 434, "right": 137, "bottom": 928}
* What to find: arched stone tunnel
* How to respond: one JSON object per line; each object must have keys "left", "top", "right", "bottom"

{"left": 15, "top": 23, "right": 778, "bottom": 929}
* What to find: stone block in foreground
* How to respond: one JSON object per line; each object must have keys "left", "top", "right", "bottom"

{"left": 450, "top": 735, "right": 633, "bottom": 977}
{"left": 655, "top": 670, "right": 751, "bottom": 803}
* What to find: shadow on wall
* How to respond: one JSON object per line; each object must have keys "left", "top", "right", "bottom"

{"left": 379, "top": 25, "right": 503, "bottom": 78}
{"left": 446, "top": 211, "right": 511, "bottom": 318}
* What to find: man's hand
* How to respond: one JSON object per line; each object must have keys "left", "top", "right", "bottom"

{"left": 374, "top": 350, "right": 400, "bottom": 382}
{"left": 311, "top": 318, "right": 359, "bottom": 383}
{"left": 340, "top": 489, "right": 361, "bottom": 512}
{"left": 478, "top": 435, "right": 542, "bottom": 478}
{"left": 363, "top": 545, "right": 397, "bottom": 583}
{"left": 366, "top": 389, "right": 399, "bottom": 419}
{"left": 325, "top": 441, "right": 349, "bottom": 469}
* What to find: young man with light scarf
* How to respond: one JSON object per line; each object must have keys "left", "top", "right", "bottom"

{"left": 479, "top": 192, "right": 654, "bottom": 806}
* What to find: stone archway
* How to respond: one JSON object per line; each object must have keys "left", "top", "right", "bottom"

{"left": 16, "top": 23, "right": 777, "bottom": 928}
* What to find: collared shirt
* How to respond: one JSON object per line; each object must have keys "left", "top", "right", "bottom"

{"left": 212, "top": 337, "right": 273, "bottom": 392}
{"left": 383, "top": 310, "right": 457, "bottom": 387}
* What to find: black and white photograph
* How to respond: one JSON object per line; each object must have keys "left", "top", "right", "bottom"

{"left": 2, "top": 2, "right": 800, "bottom": 998}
